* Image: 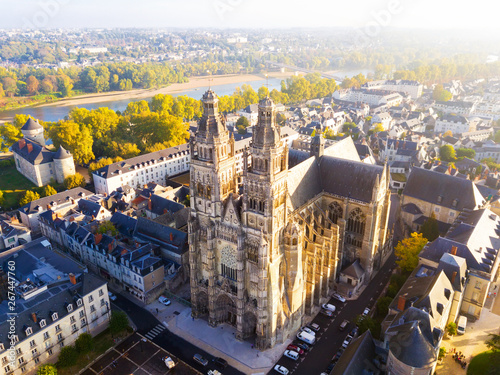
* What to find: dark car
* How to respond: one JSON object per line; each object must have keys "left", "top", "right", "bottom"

{"left": 307, "top": 322, "right": 320, "bottom": 332}
{"left": 292, "top": 341, "right": 310, "bottom": 352}
{"left": 212, "top": 357, "right": 228, "bottom": 369}
{"left": 350, "top": 327, "right": 359, "bottom": 337}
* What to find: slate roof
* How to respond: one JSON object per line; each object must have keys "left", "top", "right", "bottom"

{"left": 147, "top": 194, "right": 184, "bottom": 216}
{"left": 21, "top": 117, "right": 43, "bottom": 131}
{"left": 19, "top": 187, "right": 92, "bottom": 216}
{"left": 401, "top": 203, "right": 422, "bottom": 215}
{"left": 287, "top": 155, "right": 384, "bottom": 209}
{"left": 110, "top": 212, "right": 137, "bottom": 236}
{"left": 331, "top": 330, "right": 378, "bottom": 375}
{"left": 94, "top": 143, "right": 190, "bottom": 179}
{"left": 53, "top": 145, "right": 73, "bottom": 159}
{"left": 341, "top": 259, "right": 365, "bottom": 279}
{"left": 420, "top": 209, "right": 500, "bottom": 274}
{"left": 11, "top": 138, "right": 54, "bottom": 165}
{"left": 78, "top": 199, "right": 104, "bottom": 217}
{"left": 134, "top": 217, "right": 188, "bottom": 255}
{"left": 403, "top": 167, "right": 484, "bottom": 211}
{"left": 288, "top": 149, "right": 310, "bottom": 168}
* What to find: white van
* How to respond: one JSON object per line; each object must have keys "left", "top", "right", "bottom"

{"left": 297, "top": 331, "right": 315, "bottom": 345}
{"left": 457, "top": 316, "right": 467, "bottom": 335}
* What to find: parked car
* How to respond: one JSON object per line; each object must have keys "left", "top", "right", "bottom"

{"left": 320, "top": 309, "right": 333, "bottom": 317}
{"left": 162, "top": 356, "right": 176, "bottom": 369}
{"left": 159, "top": 296, "right": 171, "bottom": 306}
{"left": 307, "top": 323, "right": 320, "bottom": 332}
{"left": 193, "top": 353, "right": 208, "bottom": 366}
{"left": 339, "top": 319, "right": 349, "bottom": 331}
{"left": 332, "top": 293, "right": 346, "bottom": 303}
{"left": 300, "top": 326, "right": 315, "bottom": 336}
{"left": 212, "top": 357, "right": 228, "bottom": 369}
{"left": 342, "top": 334, "right": 354, "bottom": 348}
{"left": 283, "top": 350, "right": 299, "bottom": 361}
{"left": 326, "top": 361, "right": 336, "bottom": 372}
{"left": 292, "top": 341, "right": 310, "bottom": 352}
{"left": 363, "top": 307, "right": 370, "bottom": 315}
{"left": 350, "top": 327, "right": 359, "bottom": 337}
{"left": 274, "top": 364, "right": 289, "bottom": 375}
{"left": 287, "top": 344, "right": 305, "bottom": 355}
{"left": 322, "top": 303, "right": 336, "bottom": 312}
{"left": 108, "top": 292, "right": 117, "bottom": 301}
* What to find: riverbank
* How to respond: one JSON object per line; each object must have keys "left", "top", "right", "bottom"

{"left": 36, "top": 72, "right": 293, "bottom": 109}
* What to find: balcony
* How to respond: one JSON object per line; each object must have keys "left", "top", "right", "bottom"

{"left": 72, "top": 327, "right": 79, "bottom": 334}
{"left": 57, "top": 337, "right": 64, "bottom": 343}
{"left": 32, "top": 352, "right": 40, "bottom": 360}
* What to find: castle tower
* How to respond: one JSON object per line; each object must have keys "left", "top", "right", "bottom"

{"left": 21, "top": 117, "right": 45, "bottom": 146}
{"left": 242, "top": 96, "right": 290, "bottom": 349}
{"left": 189, "top": 89, "right": 238, "bottom": 325}
{"left": 53, "top": 145, "right": 75, "bottom": 184}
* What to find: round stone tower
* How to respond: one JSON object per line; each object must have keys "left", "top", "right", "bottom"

{"left": 53, "top": 145, "right": 75, "bottom": 184}
{"left": 21, "top": 117, "right": 45, "bottom": 146}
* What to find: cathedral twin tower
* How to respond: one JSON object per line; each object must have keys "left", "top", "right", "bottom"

{"left": 188, "top": 89, "right": 392, "bottom": 349}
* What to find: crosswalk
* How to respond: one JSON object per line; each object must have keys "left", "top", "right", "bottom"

{"left": 144, "top": 323, "right": 166, "bottom": 340}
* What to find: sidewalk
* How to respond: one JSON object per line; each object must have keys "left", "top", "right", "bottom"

{"left": 144, "top": 298, "right": 287, "bottom": 375}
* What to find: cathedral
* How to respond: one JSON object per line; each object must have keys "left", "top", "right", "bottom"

{"left": 188, "top": 90, "right": 392, "bottom": 350}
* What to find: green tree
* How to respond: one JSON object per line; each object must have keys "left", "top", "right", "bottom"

{"left": 376, "top": 296, "right": 393, "bottom": 317}
{"left": 355, "top": 315, "right": 377, "bottom": 335}
{"left": 0, "top": 122, "right": 23, "bottom": 152}
{"left": 57, "top": 74, "right": 73, "bottom": 97}
{"left": 258, "top": 86, "right": 269, "bottom": 100}
{"left": 394, "top": 232, "right": 428, "bottom": 273}
{"left": 439, "top": 347, "right": 446, "bottom": 360}
{"left": 0, "top": 190, "right": 4, "bottom": 206}
{"left": 494, "top": 130, "right": 500, "bottom": 143}
{"left": 63, "top": 173, "right": 86, "bottom": 189}
{"left": 37, "top": 364, "right": 57, "bottom": 375}
{"left": 236, "top": 116, "right": 249, "bottom": 128}
{"left": 19, "top": 190, "right": 40, "bottom": 207}
{"left": 342, "top": 122, "right": 356, "bottom": 133}
{"left": 486, "top": 333, "right": 500, "bottom": 352}
{"left": 48, "top": 120, "right": 94, "bottom": 164}
{"left": 0, "top": 82, "right": 4, "bottom": 98}
{"left": 43, "top": 185, "right": 57, "bottom": 197}
{"left": 439, "top": 145, "right": 456, "bottom": 162}
{"left": 2, "top": 77, "right": 17, "bottom": 97}
{"left": 443, "top": 130, "right": 453, "bottom": 138}
{"left": 420, "top": 213, "right": 440, "bottom": 242}
{"left": 372, "top": 123, "right": 385, "bottom": 133}
{"left": 56, "top": 346, "right": 78, "bottom": 368}
{"left": 110, "top": 311, "right": 129, "bottom": 335}
{"left": 433, "top": 84, "right": 452, "bottom": 101}
{"left": 75, "top": 333, "right": 94, "bottom": 354}
{"left": 446, "top": 322, "right": 457, "bottom": 336}
{"left": 456, "top": 148, "right": 476, "bottom": 159}
{"left": 97, "top": 221, "right": 118, "bottom": 236}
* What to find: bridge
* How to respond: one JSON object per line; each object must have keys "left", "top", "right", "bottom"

{"left": 266, "top": 61, "right": 343, "bottom": 81}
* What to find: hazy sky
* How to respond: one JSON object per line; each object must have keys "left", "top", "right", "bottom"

{"left": 0, "top": 0, "right": 499, "bottom": 30}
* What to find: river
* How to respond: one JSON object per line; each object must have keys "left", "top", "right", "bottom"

{"left": 0, "top": 69, "right": 372, "bottom": 123}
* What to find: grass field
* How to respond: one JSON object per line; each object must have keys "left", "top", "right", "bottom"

{"left": 467, "top": 350, "right": 500, "bottom": 375}
{"left": 0, "top": 164, "right": 36, "bottom": 210}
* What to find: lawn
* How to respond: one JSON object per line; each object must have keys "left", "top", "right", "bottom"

{"left": 0, "top": 164, "right": 37, "bottom": 210}
{"left": 467, "top": 350, "right": 500, "bottom": 375}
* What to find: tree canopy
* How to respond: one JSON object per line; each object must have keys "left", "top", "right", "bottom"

{"left": 19, "top": 190, "right": 40, "bottom": 206}
{"left": 420, "top": 213, "right": 440, "bottom": 242}
{"left": 64, "top": 173, "right": 86, "bottom": 189}
{"left": 110, "top": 311, "right": 130, "bottom": 335}
{"left": 439, "top": 145, "right": 456, "bottom": 162}
{"left": 394, "top": 232, "right": 428, "bottom": 273}
{"left": 43, "top": 185, "right": 57, "bottom": 197}
{"left": 433, "top": 84, "right": 452, "bottom": 101}
{"left": 36, "top": 365, "right": 57, "bottom": 375}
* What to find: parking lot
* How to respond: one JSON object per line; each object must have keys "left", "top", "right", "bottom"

{"left": 81, "top": 332, "right": 200, "bottom": 375}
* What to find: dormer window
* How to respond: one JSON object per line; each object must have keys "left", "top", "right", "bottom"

{"left": 0, "top": 343, "right": 4, "bottom": 351}
{"left": 67, "top": 304, "right": 73, "bottom": 313}
{"left": 51, "top": 312, "right": 58, "bottom": 321}
{"left": 25, "top": 327, "right": 33, "bottom": 336}
{"left": 76, "top": 299, "right": 82, "bottom": 307}
{"left": 39, "top": 320, "right": 46, "bottom": 328}
{"left": 437, "top": 195, "right": 443, "bottom": 204}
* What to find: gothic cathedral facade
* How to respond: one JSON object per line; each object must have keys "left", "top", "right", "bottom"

{"left": 189, "top": 90, "right": 392, "bottom": 349}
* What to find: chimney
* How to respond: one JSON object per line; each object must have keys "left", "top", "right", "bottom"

{"left": 148, "top": 198, "right": 152, "bottom": 210}
{"left": 31, "top": 312, "right": 37, "bottom": 323}
{"left": 170, "top": 232, "right": 173, "bottom": 242}
{"left": 69, "top": 273, "right": 76, "bottom": 285}
{"left": 27, "top": 143, "right": 33, "bottom": 153}
{"left": 397, "top": 295, "right": 406, "bottom": 311}
{"left": 451, "top": 246, "right": 458, "bottom": 255}
{"left": 52, "top": 212, "right": 57, "bottom": 221}
{"left": 451, "top": 271, "right": 457, "bottom": 285}
{"left": 447, "top": 165, "right": 452, "bottom": 174}
{"left": 10, "top": 215, "right": 19, "bottom": 224}
{"left": 95, "top": 233, "right": 103, "bottom": 244}
{"left": 19, "top": 139, "right": 26, "bottom": 149}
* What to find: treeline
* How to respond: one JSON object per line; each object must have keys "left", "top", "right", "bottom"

{"left": 0, "top": 60, "right": 245, "bottom": 99}
{"left": 373, "top": 61, "right": 500, "bottom": 84}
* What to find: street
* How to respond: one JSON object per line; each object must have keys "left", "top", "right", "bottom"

{"left": 272, "top": 253, "right": 396, "bottom": 375}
